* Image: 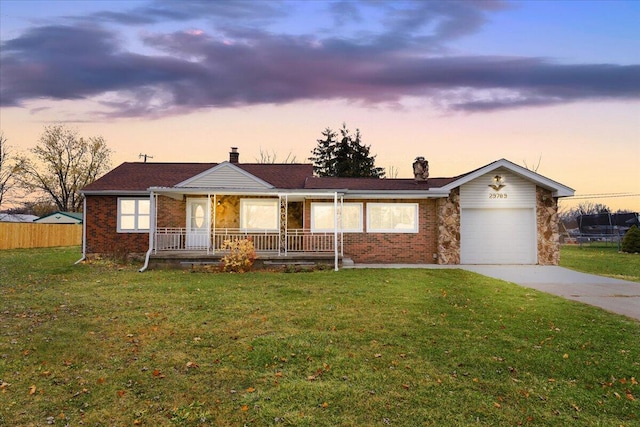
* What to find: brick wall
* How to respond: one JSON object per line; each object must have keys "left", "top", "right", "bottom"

{"left": 305, "top": 198, "right": 438, "bottom": 264}
{"left": 157, "top": 196, "right": 185, "bottom": 228}
{"left": 85, "top": 195, "right": 149, "bottom": 255}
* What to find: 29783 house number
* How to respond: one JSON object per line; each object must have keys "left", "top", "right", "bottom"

{"left": 489, "top": 193, "right": 508, "bottom": 199}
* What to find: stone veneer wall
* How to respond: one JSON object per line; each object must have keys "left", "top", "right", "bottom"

{"left": 436, "top": 188, "right": 460, "bottom": 264}
{"left": 536, "top": 187, "right": 560, "bottom": 265}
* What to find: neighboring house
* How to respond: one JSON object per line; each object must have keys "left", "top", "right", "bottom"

{"left": 34, "top": 211, "right": 83, "bottom": 224}
{"left": 80, "top": 149, "right": 574, "bottom": 270}
{"left": 0, "top": 213, "right": 39, "bottom": 223}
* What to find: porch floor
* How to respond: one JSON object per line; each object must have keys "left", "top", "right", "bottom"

{"left": 148, "top": 251, "right": 349, "bottom": 270}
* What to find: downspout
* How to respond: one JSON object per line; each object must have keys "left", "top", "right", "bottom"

{"left": 74, "top": 198, "right": 87, "bottom": 264}
{"left": 333, "top": 192, "right": 340, "bottom": 271}
{"left": 207, "top": 193, "right": 211, "bottom": 255}
{"left": 139, "top": 191, "right": 156, "bottom": 272}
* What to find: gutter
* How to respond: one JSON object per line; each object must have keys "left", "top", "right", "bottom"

{"left": 74, "top": 198, "right": 87, "bottom": 265}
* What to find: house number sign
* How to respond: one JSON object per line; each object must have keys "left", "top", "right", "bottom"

{"left": 488, "top": 175, "right": 508, "bottom": 199}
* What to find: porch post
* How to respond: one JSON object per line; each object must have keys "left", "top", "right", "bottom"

{"left": 212, "top": 194, "right": 217, "bottom": 254}
{"left": 279, "top": 194, "right": 287, "bottom": 256}
{"left": 334, "top": 192, "right": 339, "bottom": 271}
{"left": 340, "top": 195, "right": 344, "bottom": 257}
{"left": 206, "top": 194, "right": 212, "bottom": 255}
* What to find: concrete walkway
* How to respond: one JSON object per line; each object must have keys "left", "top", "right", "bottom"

{"left": 346, "top": 264, "right": 640, "bottom": 321}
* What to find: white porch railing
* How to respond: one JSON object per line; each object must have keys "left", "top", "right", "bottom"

{"left": 154, "top": 228, "right": 341, "bottom": 254}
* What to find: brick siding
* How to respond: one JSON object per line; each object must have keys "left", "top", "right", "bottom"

{"left": 85, "top": 195, "right": 149, "bottom": 255}
{"left": 305, "top": 198, "right": 438, "bottom": 264}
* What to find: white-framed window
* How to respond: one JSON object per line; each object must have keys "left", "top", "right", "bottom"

{"left": 311, "top": 202, "right": 363, "bottom": 232}
{"left": 117, "top": 198, "right": 150, "bottom": 232}
{"left": 240, "top": 199, "right": 279, "bottom": 231}
{"left": 367, "top": 203, "right": 419, "bottom": 233}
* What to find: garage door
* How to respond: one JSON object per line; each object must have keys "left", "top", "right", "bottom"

{"left": 460, "top": 208, "right": 536, "bottom": 264}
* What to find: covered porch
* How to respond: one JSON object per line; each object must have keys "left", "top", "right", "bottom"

{"left": 141, "top": 189, "right": 346, "bottom": 271}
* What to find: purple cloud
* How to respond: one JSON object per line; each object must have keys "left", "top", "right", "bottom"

{"left": 1, "top": 1, "right": 638, "bottom": 118}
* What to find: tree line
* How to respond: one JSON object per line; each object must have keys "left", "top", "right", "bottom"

{"left": 1, "top": 122, "right": 388, "bottom": 216}
{"left": 0, "top": 125, "right": 112, "bottom": 215}
{"left": 3, "top": 123, "right": 634, "bottom": 219}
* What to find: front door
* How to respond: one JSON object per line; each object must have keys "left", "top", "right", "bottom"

{"left": 186, "top": 198, "right": 209, "bottom": 249}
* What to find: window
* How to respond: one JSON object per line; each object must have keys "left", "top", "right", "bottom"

{"left": 118, "top": 198, "right": 150, "bottom": 232}
{"left": 240, "top": 199, "right": 279, "bottom": 230}
{"left": 311, "top": 202, "right": 363, "bottom": 232}
{"left": 367, "top": 203, "right": 418, "bottom": 233}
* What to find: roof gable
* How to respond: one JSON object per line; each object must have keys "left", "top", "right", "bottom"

{"left": 176, "top": 162, "right": 274, "bottom": 189}
{"left": 441, "top": 159, "right": 574, "bottom": 197}
{"left": 34, "top": 211, "right": 83, "bottom": 224}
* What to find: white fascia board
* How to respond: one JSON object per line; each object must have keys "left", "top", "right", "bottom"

{"left": 340, "top": 190, "right": 450, "bottom": 199}
{"left": 175, "top": 161, "right": 274, "bottom": 189}
{"left": 441, "top": 159, "right": 575, "bottom": 198}
{"left": 81, "top": 190, "right": 150, "bottom": 196}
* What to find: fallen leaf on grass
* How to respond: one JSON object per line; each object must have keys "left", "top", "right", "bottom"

{"left": 241, "top": 405, "right": 249, "bottom": 411}
{"left": 28, "top": 385, "right": 37, "bottom": 395}
{"left": 246, "top": 387, "right": 255, "bottom": 393}
{"left": 117, "top": 390, "right": 126, "bottom": 397}
{"left": 186, "top": 361, "right": 199, "bottom": 369}
{"left": 626, "top": 391, "right": 635, "bottom": 401}
{"left": 321, "top": 402, "right": 328, "bottom": 409}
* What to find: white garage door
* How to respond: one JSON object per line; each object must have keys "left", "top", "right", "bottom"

{"left": 461, "top": 208, "right": 537, "bottom": 264}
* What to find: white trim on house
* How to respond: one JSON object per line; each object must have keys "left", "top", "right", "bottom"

{"left": 176, "top": 162, "right": 275, "bottom": 189}
{"left": 441, "top": 159, "right": 575, "bottom": 198}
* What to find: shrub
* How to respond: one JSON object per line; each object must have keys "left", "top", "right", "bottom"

{"left": 220, "top": 238, "right": 256, "bottom": 272}
{"left": 621, "top": 225, "right": 640, "bottom": 253}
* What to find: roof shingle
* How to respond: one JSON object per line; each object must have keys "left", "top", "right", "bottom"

{"left": 82, "top": 161, "right": 455, "bottom": 193}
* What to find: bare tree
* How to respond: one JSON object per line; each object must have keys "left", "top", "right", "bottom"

{"left": 15, "top": 125, "right": 112, "bottom": 212}
{"left": 386, "top": 165, "right": 399, "bottom": 179}
{"left": 523, "top": 155, "right": 542, "bottom": 172}
{"left": 0, "top": 132, "right": 17, "bottom": 209}
{"left": 256, "top": 147, "right": 297, "bottom": 163}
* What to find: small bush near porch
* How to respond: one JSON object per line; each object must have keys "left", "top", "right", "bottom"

{"left": 1, "top": 247, "right": 638, "bottom": 426}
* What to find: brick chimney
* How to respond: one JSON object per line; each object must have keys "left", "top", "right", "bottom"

{"left": 229, "top": 147, "right": 239, "bottom": 163}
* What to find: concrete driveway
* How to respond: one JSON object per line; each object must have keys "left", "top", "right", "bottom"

{"left": 460, "top": 265, "right": 640, "bottom": 321}
{"left": 346, "top": 263, "right": 640, "bottom": 321}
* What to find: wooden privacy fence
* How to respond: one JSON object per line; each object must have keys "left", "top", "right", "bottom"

{"left": 0, "top": 223, "right": 82, "bottom": 250}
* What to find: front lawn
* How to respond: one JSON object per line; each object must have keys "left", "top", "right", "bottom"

{"left": 560, "top": 244, "right": 640, "bottom": 282}
{"left": 1, "top": 247, "right": 638, "bottom": 426}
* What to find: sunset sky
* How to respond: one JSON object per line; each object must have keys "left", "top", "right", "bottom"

{"left": 1, "top": 0, "right": 638, "bottom": 212}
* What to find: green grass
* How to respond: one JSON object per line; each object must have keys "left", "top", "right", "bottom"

{"left": 1, "top": 247, "right": 638, "bottom": 426}
{"left": 560, "top": 244, "right": 640, "bottom": 282}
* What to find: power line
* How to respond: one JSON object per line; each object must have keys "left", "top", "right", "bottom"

{"left": 564, "top": 193, "right": 639, "bottom": 200}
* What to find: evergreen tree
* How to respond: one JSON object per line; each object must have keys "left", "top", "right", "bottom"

{"left": 621, "top": 225, "right": 640, "bottom": 253}
{"left": 309, "top": 124, "right": 385, "bottom": 178}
